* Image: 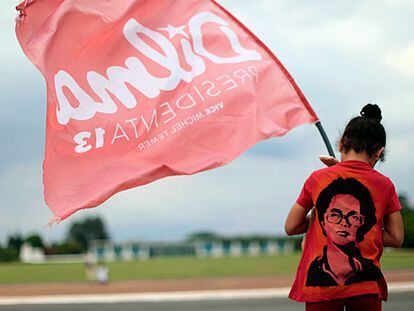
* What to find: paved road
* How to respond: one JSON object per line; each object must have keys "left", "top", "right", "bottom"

{"left": 0, "top": 292, "right": 412, "bottom": 311}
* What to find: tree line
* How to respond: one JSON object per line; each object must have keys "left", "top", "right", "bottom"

{"left": 0, "top": 217, "right": 109, "bottom": 262}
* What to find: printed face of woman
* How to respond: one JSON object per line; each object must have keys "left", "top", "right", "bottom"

{"left": 323, "top": 194, "right": 365, "bottom": 245}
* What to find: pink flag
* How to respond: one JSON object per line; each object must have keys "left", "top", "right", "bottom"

{"left": 16, "top": 0, "right": 318, "bottom": 220}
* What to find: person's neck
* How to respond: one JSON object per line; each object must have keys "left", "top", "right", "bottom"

{"left": 340, "top": 150, "right": 375, "bottom": 167}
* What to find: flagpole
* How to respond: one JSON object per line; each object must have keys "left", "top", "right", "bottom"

{"left": 315, "top": 121, "right": 336, "bottom": 158}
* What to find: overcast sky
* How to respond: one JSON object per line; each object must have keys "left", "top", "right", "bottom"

{"left": 0, "top": 0, "right": 413, "bottom": 244}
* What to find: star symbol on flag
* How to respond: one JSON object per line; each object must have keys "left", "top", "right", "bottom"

{"left": 158, "top": 24, "right": 189, "bottom": 39}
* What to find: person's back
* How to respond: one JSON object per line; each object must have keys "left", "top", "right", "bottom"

{"left": 285, "top": 104, "right": 404, "bottom": 311}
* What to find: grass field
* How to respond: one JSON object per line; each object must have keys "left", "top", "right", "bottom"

{"left": 0, "top": 250, "right": 413, "bottom": 285}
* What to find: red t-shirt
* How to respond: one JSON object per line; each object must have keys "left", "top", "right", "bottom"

{"left": 289, "top": 160, "right": 401, "bottom": 302}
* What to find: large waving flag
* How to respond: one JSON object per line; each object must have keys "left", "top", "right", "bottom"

{"left": 16, "top": 0, "right": 318, "bottom": 220}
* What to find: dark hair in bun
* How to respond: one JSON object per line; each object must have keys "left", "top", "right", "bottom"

{"left": 360, "top": 103, "right": 382, "bottom": 122}
{"left": 340, "top": 104, "right": 386, "bottom": 161}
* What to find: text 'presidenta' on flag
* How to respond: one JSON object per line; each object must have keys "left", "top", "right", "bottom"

{"left": 15, "top": 0, "right": 319, "bottom": 220}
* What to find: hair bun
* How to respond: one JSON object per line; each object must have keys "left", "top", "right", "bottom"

{"left": 360, "top": 104, "right": 382, "bottom": 122}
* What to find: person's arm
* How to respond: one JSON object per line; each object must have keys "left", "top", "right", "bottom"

{"left": 287, "top": 173, "right": 315, "bottom": 236}
{"left": 382, "top": 211, "right": 404, "bottom": 248}
{"left": 285, "top": 203, "right": 312, "bottom": 236}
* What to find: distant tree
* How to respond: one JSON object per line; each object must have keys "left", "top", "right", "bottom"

{"left": 0, "top": 247, "right": 18, "bottom": 262}
{"left": 67, "top": 217, "right": 109, "bottom": 251}
{"left": 45, "top": 242, "right": 84, "bottom": 255}
{"left": 7, "top": 234, "right": 24, "bottom": 253}
{"left": 25, "top": 234, "right": 45, "bottom": 249}
{"left": 185, "top": 231, "right": 220, "bottom": 242}
{"left": 400, "top": 195, "right": 414, "bottom": 248}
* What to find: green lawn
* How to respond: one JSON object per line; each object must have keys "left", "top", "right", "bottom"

{"left": 0, "top": 250, "right": 413, "bottom": 285}
{"left": 381, "top": 250, "right": 414, "bottom": 270}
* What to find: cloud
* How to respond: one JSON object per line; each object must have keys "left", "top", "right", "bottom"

{"left": 386, "top": 43, "right": 414, "bottom": 77}
{"left": 0, "top": 161, "right": 63, "bottom": 243}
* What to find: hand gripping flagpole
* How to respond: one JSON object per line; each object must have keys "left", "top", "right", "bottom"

{"left": 315, "top": 121, "right": 336, "bottom": 158}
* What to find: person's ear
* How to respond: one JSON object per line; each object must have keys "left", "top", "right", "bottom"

{"left": 338, "top": 140, "right": 344, "bottom": 153}
{"left": 374, "top": 147, "right": 385, "bottom": 161}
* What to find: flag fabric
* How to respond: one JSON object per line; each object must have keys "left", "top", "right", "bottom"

{"left": 16, "top": 0, "right": 319, "bottom": 220}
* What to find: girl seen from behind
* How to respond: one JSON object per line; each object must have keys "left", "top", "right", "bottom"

{"left": 285, "top": 104, "right": 404, "bottom": 311}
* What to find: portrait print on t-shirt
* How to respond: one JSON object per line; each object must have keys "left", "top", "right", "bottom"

{"left": 306, "top": 178, "right": 383, "bottom": 286}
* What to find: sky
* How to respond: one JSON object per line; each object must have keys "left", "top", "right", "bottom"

{"left": 0, "top": 0, "right": 413, "bottom": 244}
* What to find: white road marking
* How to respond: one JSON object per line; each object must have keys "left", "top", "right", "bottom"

{"left": 0, "top": 282, "right": 413, "bottom": 306}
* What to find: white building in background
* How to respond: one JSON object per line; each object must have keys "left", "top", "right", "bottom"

{"left": 88, "top": 237, "right": 295, "bottom": 263}
{"left": 19, "top": 243, "right": 45, "bottom": 263}
{"left": 17, "top": 236, "right": 296, "bottom": 264}
{"left": 19, "top": 244, "right": 85, "bottom": 264}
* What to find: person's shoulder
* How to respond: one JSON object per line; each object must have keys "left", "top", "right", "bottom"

{"left": 301, "top": 166, "right": 340, "bottom": 189}
{"left": 370, "top": 168, "right": 395, "bottom": 186}
{"left": 309, "top": 164, "right": 340, "bottom": 178}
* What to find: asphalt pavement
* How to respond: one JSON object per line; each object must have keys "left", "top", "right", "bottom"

{"left": 0, "top": 292, "right": 412, "bottom": 311}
